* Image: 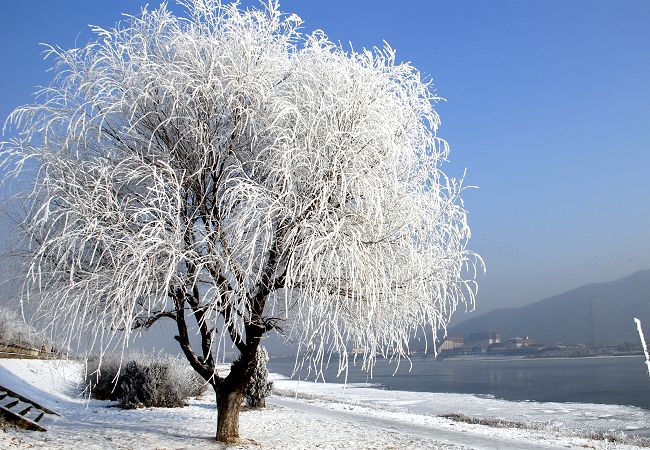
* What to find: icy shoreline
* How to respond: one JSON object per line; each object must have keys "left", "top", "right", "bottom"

{"left": 0, "top": 359, "right": 648, "bottom": 449}
{"left": 269, "top": 372, "right": 650, "bottom": 438}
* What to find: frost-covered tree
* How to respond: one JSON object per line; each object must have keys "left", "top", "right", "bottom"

{"left": 0, "top": 307, "right": 49, "bottom": 350}
{"left": 1, "top": 0, "right": 480, "bottom": 442}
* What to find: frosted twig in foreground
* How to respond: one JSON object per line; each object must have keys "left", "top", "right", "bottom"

{"left": 634, "top": 318, "right": 650, "bottom": 379}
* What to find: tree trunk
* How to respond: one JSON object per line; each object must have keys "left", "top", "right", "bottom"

{"left": 215, "top": 388, "right": 243, "bottom": 443}
{"left": 212, "top": 325, "right": 264, "bottom": 442}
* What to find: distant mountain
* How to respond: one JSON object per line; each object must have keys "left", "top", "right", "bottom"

{"left": 449, "top": 270, "right": 650, "bottom": 346}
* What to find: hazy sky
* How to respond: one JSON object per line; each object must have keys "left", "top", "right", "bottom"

{"left": 1, "top": 0, "right": 649, "bottom": 320}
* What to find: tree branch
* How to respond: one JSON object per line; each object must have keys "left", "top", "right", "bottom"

{"left": 131, "top": 310, "right": 177, "bottom": 330}
{"left": 172, "top": 287, "right": 220, "bottom": 387}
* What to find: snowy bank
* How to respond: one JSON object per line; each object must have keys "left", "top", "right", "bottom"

{"left": 0, "top": 358, "right": 647, "bottom": 449}
{"left": 269, "top": 372, "right": 650, "bottom": 438}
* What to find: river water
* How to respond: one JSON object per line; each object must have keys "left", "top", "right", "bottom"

{"left": 268, "top": 355, "right": 650, "bottom": 410}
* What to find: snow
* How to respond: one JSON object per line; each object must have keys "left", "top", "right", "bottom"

{"left": 1, "top": 358, "right": 648, "bottom": 449}
{"left": 270, "top": 373, "right": 650, "bottom": 438}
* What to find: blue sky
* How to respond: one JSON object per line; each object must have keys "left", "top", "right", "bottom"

{"left": 1, "top": 1, "right": 649, "bottom": 317}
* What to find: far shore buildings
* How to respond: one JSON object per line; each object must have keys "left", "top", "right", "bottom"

{"left": 468, "top": 331, "right": 501, "bottom": 346}
{"left": 438, "top": 331, "right": 539, "bottom": 356}
{"left": 505, "top": 336, "right": 535, "bottom": 348}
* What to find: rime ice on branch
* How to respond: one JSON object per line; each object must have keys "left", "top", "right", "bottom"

{"left": 635, "top": 318, "right": 650, "bottom": 379}
{"left": 0, "top": 0, "right": 481, "bottom": 441}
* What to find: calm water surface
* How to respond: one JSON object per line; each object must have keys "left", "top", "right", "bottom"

{"left": 268, "top": 355, "right": 650, "bottom": 410}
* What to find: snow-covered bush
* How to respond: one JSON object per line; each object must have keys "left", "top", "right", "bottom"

{"left": 242, "top": 347, "right": 273, "bottom": 408}
{"left": 84, "top": 353, "right": 206, "bottom": 408}
{"left": 118, "top": 360, "right": 169, "bottom": 409}
{"left": 84, "top": 355, "right": 123, "bottom": 401}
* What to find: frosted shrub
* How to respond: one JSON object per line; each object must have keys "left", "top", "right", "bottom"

{"left": 243, "top": 347, "right": 273, "bottom": 408}
{"left": 84, "top": 355, "right": 123, "bottom": 401}
{"left": 85, "top": 353, "right": 206, "bottom": 408}
{"left": 117, "top": 360, "right": 162, "bottom": 408}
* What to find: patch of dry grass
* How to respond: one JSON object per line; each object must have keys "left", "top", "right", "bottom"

{"left": 441, "top": 413, "right": 650, "bottom": 447}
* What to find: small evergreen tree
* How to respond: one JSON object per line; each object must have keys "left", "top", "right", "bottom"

{"left": 243, "top": 347, "right": 273, "bottom": 408}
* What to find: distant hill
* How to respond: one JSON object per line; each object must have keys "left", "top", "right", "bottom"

{"left": 449, "top": 269, "right": 650, "bottom": 346}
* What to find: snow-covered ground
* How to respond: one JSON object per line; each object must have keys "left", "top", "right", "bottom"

{"left": 270, "top": 373, "right": 650, "bottom": 438}
{"left": 0, "top": 358, "right": 648, "bottom": 449}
